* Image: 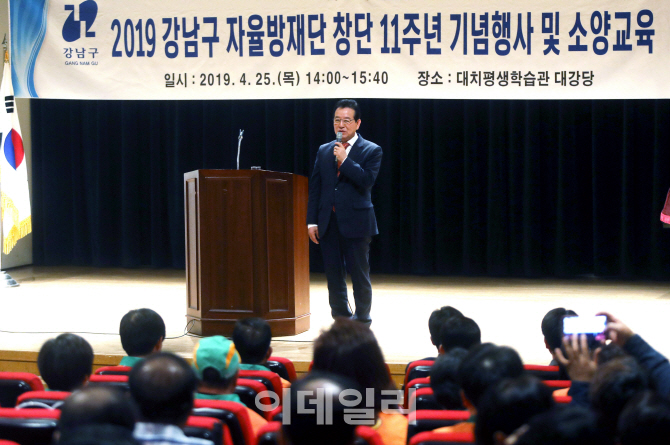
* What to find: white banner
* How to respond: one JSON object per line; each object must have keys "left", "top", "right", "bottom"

{"left": 9, "top": 0, "right": 670, "bottom": 99}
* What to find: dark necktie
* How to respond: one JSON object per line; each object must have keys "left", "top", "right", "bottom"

{"left": 334, "top": 142, "right": 350, "bottom": 212}
{"left": 337, "top": 142, "right": 350, "bottom": 177}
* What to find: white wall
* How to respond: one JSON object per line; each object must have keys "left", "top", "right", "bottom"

{"left": 1, "top": 0, "right": 33, "bottom": 269}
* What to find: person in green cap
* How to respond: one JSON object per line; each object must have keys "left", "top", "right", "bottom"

{"left": 192, "top": 335, "right": 267, "bottom": 435}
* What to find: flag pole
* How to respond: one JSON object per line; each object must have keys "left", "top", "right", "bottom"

{"left": 0, "top": 34, "right": 19, "bottom": 288}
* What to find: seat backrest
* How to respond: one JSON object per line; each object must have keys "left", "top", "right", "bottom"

{"left": 267, "top": 356, "right": 297, "bottom": 382}
{"left": 0, "top": 408, "right": 60, "bottom": 445}
{"left": 407, "top": 410, "right": 470, "bottom": 442}
{"left": 354, "top": 426, "right": 385, "bottom": 445}
{"left": 404, "top": 361, "right": 435, "bottom": 387}
{"left": 0, "top": 373, "right": 45, "bottom": 407}
{"left": 184, "top": 416, "right": 224, "bottom": 445}
{"left": 553, "top": 395, "right": 572, "bottom": 404}
{"left": 256, "top": 421, "right": 384, "bottom": 445}
{"left": 16, "top": 391, "right": 71, "bottom": 408}
{"left": 236, "top": 378, "right": 271, "bottom": 418}
{"left": 542, "top": 380, "right": 571, "bottom": 389}
{"left": 404, "top": 377, "right": 431, "bottom": 409}
{"left": 256, "top": 421, "right": 282, "bottom": 445}
{"left": 409, "top": 431, "right": 475, "bottom": 445}
{"left": 94, "top": 366, "right": 133, "bottom": 376}
{"left": 523, "top": 364, "right": 561, "bottom": 380}
{"left": 238, "top": 370, "right": 283, "bottom": 404}
{"left": 87, "top": 374, "right": 130, "bottom": 391}
{"left": 192, "top": 399, "right": 255, "bottom": 445}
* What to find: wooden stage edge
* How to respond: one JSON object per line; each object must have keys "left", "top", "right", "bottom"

{"left": 1, "top": 266, "right": 669, "bottom": 387}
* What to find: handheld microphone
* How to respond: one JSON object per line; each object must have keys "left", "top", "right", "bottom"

{"left": 335, "top": 132, "right": 342, "bottom": 163}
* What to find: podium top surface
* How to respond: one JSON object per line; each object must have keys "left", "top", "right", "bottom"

{"left": 184, "top": 169, "right": 306, "bottom": 179}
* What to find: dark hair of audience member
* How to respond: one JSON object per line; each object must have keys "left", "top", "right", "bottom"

{"left": 513, "top": 405, "right": 614, "bottom": 445}
{"left": 200, "top": 366, "right": 236, "bottom": 391}
{"left": 312, "top": 318, "right": 395, "bottom": 413}
{"left": 232, "top": 317, "right": 272, "bottom": 364}
{"left": 430, "top": 348, "right": 468, "bottom": 410}
{"left": 119, "top": 308, "right": 166, "bottom": 357}
{"left": 429, "top": 306, "right": 463, "bottom": 348}
{"left": 58, "top": 387, "right": 136, "bottom": 434}
{"left": 457, "top": 343, "right": 525, "bottom": 409}
{"left": 617, "top": 390, "right": 670, "bottom": 445}
{"left": 541, "top": 308, "right": 577, "bottom": 350}
{"left": 283, "top": 372, "right": 361, "bottom": 445}
{"left": 589, "top": 356, "right": 649, "bottom": 435}
{"left": 37, "top": 333, "right": 94, "bottom": 391}
{"left": 438, "top": 316, "right": 481, "bottom": 352}
{"left": 56, "top": 424, "right": 139, "bottom": 445}
{"left": 474, "top": 375, "right": 555, "bottom": 445}
{"left": 596, "top": 343, "right": 627, "bottom": 367}
{"left": 128, "top": 352, "right": 197, "bottom": 426}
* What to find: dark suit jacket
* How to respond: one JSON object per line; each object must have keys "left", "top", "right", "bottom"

{"left": 307, "top": 134, "right": 382, "bottom": 238}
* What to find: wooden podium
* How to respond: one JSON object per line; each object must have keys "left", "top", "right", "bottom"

{"left": 184, "top": 169, "right": 310, "bottom": 337}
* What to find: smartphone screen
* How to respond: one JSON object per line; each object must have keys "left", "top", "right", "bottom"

{"left": 563, "top": 315, "right": 607, "bottom": 335}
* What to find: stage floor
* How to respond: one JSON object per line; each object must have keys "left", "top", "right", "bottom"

{"left": 1, "top": 266, "right": 669, "bottom": 382}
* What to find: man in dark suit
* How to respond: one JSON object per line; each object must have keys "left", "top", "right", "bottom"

{"left": 307, "top": 99, "right": 382, "bottom": 325}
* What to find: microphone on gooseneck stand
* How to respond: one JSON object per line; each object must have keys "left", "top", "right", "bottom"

{"left": 336, "top": 132, "right": 342, "bottom": 164}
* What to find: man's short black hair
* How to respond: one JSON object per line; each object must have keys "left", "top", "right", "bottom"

{"left": 334, "top": 99, "right": 361, "bottom": 121}
{"left": 590, "top": 356, "right": 649, "bottom": 435}
{"left": 458, "top": 343, "right": 524, "bottom": 408}
{"left": 283, "top": 372, "right": 360, "bottom": 445}
{"left": 59, "top": 387, "right": 136, "bottom": 435}
{"left": 430, "top": 348, "right": 468, "bottom": 410}
{"left": 438, "top": 316, "right": 481, "bottom": 352}
{"left": 475, "top": 375, "right": 555, "bottom": 445}
{"left": 119, "top": 308, "right": 166, "bottom": 357}
{"left": 541, "top": 308, "right": 577, "bottom": 350}
{"left": 129, "top": 352, "right": 197, "bottom": 425}
{"left": 428, "top": 306, "right": 463, "bottom": 347}
{"left": 37, "top": 333, "right": 94, "bottom": 391}
{"left": 515, "top": 406, "right": 612, "bottom": 445}
{"left": 200, "top": 367, "right": 236, "bottom": 390}
{"left": 232, "top": 317, "right": 272, "bottom": 364}
{"left": 618, "top": 391, "right": 670, "bottom": 445}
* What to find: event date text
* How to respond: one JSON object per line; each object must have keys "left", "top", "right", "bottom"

{"left": 164, "top": 71, "right": 389, "bottom": 88}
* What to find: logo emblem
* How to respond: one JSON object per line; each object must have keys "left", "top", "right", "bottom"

{"left": 62, "top": 0, "right": 98, "bottom": 42}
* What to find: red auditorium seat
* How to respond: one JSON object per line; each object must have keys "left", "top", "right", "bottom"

{"left": 255, "top": 421, "right": 386, "bottom": 445}
{"left": 238, "top": 370, "right": 283, "bottom": 404}
{"left": 16, "top": 391, "right": 70, "bottom": 408}
{"left": 404, "top": 360, "right": 435, "bottom": 388}
{"left": 94, "top": 365, "right": 132, "bottom": 376}
{"left": 523, "top": 364, "right": 561, "bottom": 380}
{"left": 183, "top": 416, "right": 225, "bottom": 445}
{"left": 404, "top": 377, "right": 431, "bottom": 409}
{"left": 407, "top": 410, "right": 471, "bottom": 442}
{"left": 0, "top": 408, "right": 60, "bottom": 445}
{"left": 266, "top": 357, "right": 297, "bottom": 382}
{"left": 0, "top": 372, "right": 45, "bottom": 407}
{"left": 236, "top": 378, "right": 275, "bottom": 419}
{"left": 542, "top": 380, "right": 571, "bottom": 389}
{"left": 87, "top": 374, "right": 130, "bottom": 391}
{"left": 409, "top": 431, "right": 475, "bottom": 445}
{"left": 192, "top": 400, "right": 254, "bottom": 445}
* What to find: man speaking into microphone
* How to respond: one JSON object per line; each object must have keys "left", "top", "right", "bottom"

{"left": 307, "top": 99, "right": 383, "bottom": 326}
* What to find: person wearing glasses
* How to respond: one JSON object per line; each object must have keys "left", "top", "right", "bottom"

{"left": 307, "top": 99, "right": 383, "bottom": 326}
